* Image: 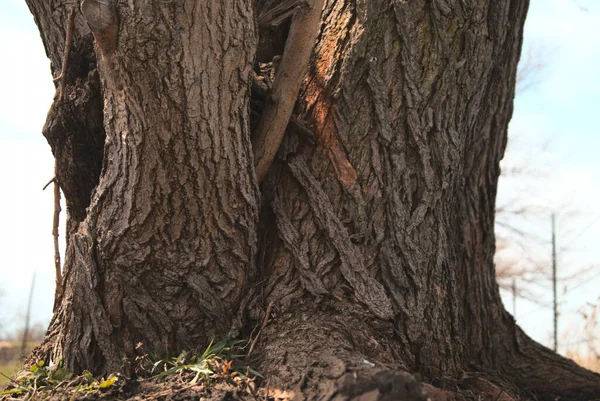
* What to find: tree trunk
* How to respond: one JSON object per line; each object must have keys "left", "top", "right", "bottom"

{"left": 24, "top": 0, "right": 600, "bottom": 400}
{"left": 27, "top": 0, "right": 259, "bottom": 374}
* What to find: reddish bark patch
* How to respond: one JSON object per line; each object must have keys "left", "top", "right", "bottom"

{"left": 306, "top": 95, "right": 358, "bottom": 190}
{"left": 296, "top": 9, "right": 357, "bottom": 190}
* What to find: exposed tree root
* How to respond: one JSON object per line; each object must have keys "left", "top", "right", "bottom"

{"left": 242, "top": 307, "right": 600, "bottom": 401}
{"left": 18, "top": 314, "right": 600, "bottom": 401}
{"left": 495, "top": 325, "right": 600, "bottom": 401}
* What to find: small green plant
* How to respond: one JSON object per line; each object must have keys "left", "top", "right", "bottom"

{"left": 0, "top": 360, "right": 121, "bottom": 398}
{"left": 138, "top": 338, "right": 263, "bottom": 384}
{"left": 0, "top": 338, "right": 263, "bottom": 399}
{"left": 1, "top": 360, "right": 70, "bottom": 396}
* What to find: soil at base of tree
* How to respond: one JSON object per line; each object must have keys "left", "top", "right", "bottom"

{"left": 1, "top": 367, "right": 525, "bottom": 401}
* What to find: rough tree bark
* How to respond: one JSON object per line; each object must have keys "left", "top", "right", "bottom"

{"left": 27, "top": 0, "right": 259, "bottom": 374}
{"left": 23, "top": 0, "right": 600, "bottom": 400}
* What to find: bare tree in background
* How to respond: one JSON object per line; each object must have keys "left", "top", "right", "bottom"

{"left": 494, "top": 43, "right": 553, "bottom": 303}
{"left": 579, "top": 299, "right": 600, "bottom": 360}
{"left": 0, "top": 287, "right": 4, "bottom": 339}
{"left": 573, "top": 0, "right": 591, "bottom": 13}
{"left": 514, "top": 44, "right": 549, "bottom": 94}
{"left": 12, "top": 323, "right": 47, "bottom": 345}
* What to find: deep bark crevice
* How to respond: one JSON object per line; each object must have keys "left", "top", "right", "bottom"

{"left": 43, "top": 33, "right": 106, "bottom": 224}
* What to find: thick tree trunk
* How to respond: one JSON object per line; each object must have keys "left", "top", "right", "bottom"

{"left": 27, "top": 0, "right": 259, "bottom": 373}
{"left": 25, "top": 0, "right": 600, "bottom": 400}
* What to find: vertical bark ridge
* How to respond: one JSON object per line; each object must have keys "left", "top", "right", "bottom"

{"left": 454, "top": 0, "right": 527, "bottom": 362}
{"left": 287, "top": 157, "right": 393, "bottom": 320}
{"left": 271, "top": 191, "right": 329, "bottom": 297}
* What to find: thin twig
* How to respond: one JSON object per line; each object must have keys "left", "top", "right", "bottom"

{"left": 247, "top": 375, "right": 260, "bottom": 401}
{"left": 52, "top": 160, "right": 62, "bottom": 303}
{"left": 264, "top": 377, "right": 271, "bottom": 401}
{"left": 47, "top": 379, "right": 70, "bottom": 399}
{"left": 247, "top": 302, "right": 273, "bottom": 356}
{"left": 57, "top": 8, "right": 76, "bottom": 100}
{"left": 42, "top": 177, "right": 56, "bottom": 191}
{"left": 0, "top": 372, "right": 24, "bottom": 389}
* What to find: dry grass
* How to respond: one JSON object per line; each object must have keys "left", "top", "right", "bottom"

{"left": 570, "top": 354, "right": 600, "bottom": 373}
{"left": 0, "top": 341, "right": 38, "bottom": 388}
{"left": 0, "top": 360, "right": 20, "bottom": 387}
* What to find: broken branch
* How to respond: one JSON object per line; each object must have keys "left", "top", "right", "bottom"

{"left": 252, "top": 0, "right": 325, "bottom": 183}
{"left": 81, "top": 0, "right": 119, "bottom": 56}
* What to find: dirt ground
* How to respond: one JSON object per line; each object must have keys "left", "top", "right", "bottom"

{"left": 1, "top": 367, "right": 524, "bottom": 401}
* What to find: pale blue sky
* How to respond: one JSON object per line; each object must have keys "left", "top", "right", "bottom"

{"left": 0, "top": 0, "right": 56, "bottom": 338}
{"left": 0, "top": 0, "right": 598, "bottom": 355}
{"left": 514, "top": 1, "right": 600, "bottom": 165}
